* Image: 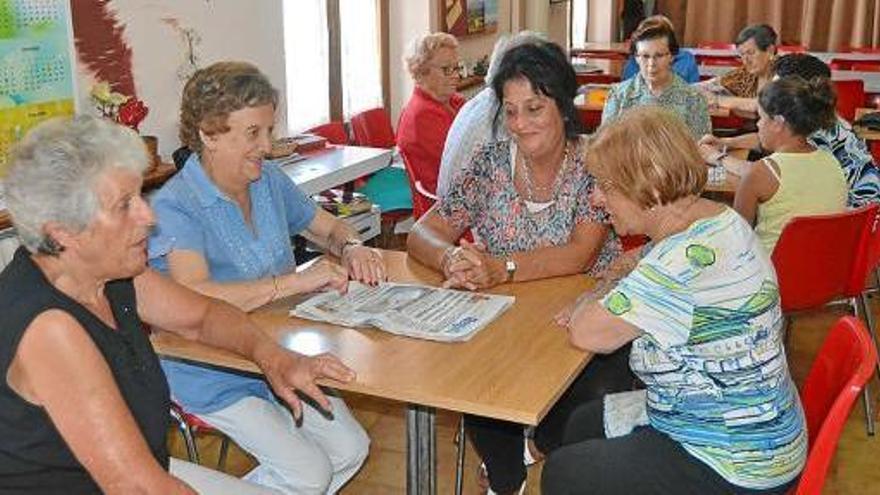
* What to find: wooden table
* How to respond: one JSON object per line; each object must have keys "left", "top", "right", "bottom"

{"left": 280, "top": 145, "right": 392, "bottom": 196}
{"left": 575, "top": 91, "right": 732, "bottom": 118}
{"left": 152, "top": 251, "right": 594, "bottom": 493}
{"left": 702, "top": 148, "right": 748, "bottom": 198}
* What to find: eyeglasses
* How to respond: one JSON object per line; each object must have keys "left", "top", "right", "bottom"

{"left": 432, "top": 64, "right": 461, "bottom": 77}
{"left": 635, "top": 52, "right": 671, "bottom": 64}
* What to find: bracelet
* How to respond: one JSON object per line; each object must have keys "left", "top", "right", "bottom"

{"left": 341, "top": 238, "right": 363, "bottom": 257}
{"left": 440, "top": 245, "right": 460, "bottom": 272}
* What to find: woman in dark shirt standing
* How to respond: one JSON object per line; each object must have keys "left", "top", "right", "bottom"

{"left": 0, "top": 116, "right": 354, "bottom": 493}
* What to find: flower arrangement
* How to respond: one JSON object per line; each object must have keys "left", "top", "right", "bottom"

{"left": 90, "top": 82, "right": 149, "bottom": 132}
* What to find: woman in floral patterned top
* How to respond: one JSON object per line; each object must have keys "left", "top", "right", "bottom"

{"left": 408, "top": 41, "right": 628, "bottom": 495}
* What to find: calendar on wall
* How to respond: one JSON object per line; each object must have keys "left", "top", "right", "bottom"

{"left": 0, "top": 0, "right": 76, "bottom": 174}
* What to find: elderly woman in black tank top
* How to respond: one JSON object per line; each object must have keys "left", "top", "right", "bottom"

{"left": 0, "top": 116, "right": 354, "bottom": 494}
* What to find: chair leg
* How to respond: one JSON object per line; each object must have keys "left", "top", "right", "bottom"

{"left": 217, "top": 436, "right": 230, "bottom": 472}
{"left": 170, "top": 408, "right": 201, "bottom": 464}
{"left": 454, "top": 416, "right": 466, "bottom": 495}
{"left": 855, "top": 295, "right": 879, "bottom": 436}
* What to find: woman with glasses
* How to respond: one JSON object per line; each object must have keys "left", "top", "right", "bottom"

{"left": 396, "top": 32, "right": 466, "bottom": 217}
{"left": 619, "top": 15, "right": 700, "bottom": 83}
{"left": 601, "top": 17, "right": 711, "bottom": 138}
{"left": 408, "top": 41, "right": 629, "bottom": 495}
{"left": 698, "top": 24, "right": 778, "bottom": 116}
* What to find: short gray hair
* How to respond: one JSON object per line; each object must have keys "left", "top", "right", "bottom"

{"left": 4, "top": 116, "right": 149, "bottom": 254}
{"left": 486, "top": 31, "right": 546, "bottom": 83}
{"left": 404, "top": 32, "right": 458, "bottom": 78}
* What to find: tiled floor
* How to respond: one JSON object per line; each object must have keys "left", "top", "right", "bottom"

{"left": 168, "top": 301, "right": 880, "bottom": 494}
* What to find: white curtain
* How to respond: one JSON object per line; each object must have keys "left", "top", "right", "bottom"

{"left": 340, "top": 0, "right": 383, "bottom": 118}
{"left": 283, "top": 0, "right": 330, "bottom": 133}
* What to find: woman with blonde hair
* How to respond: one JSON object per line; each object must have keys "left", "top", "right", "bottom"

{"left": 544, "top": 106, "right": 805, "bottom": 494}
{"left": 397, "top": 32, "right": 466, "bottom": 217}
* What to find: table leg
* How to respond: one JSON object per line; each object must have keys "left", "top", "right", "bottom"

{"left": 406, "top": 404, "right": 436, "bottom": 495}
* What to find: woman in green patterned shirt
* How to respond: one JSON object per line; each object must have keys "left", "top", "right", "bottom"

{"left": 543, "top": 106, "right": 805, "bottom": 494}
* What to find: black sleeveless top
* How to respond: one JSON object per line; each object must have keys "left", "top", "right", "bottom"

{"left": 0, "top": 248, "right": 170, "bottom": 494}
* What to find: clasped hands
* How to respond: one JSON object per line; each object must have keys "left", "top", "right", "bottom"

{"left": 441, "top": 240, "right": 506, "bottom": 291}
{"left": 341, "top": 244, "right": 387, "bottom": 286}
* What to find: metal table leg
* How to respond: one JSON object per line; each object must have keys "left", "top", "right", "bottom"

{"left": 406, "top": 404, "right": 436, "bottom": 495}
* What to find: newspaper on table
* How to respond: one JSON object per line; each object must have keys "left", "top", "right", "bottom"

{"left": 291, "top": 282, "right": 515, "bottom": 342}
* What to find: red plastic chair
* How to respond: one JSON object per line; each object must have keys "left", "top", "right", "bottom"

{"left": 575, "top": 74, "right": 620, "bottom": 86}
{"left": 841, "top": 46, "right": 880, "bottom": 54}
{"left": 350, "top": 107, "right": 396, "bottom": 149}
{"left": 771, "top": 204, "right": 879, "bottom": 434}
{"left": 778, "top": 44, "right": 808, "bottom": 53}
{"left": 833, "top": 79, "right": 866, "bottom": 122}
{"left": 308, "top": 121, "right": 349, "bottom": 145}
{"left": 698, "top": 42, "right": 736, "bottom": 50}
{"left": 795, "top": 316, "right": 877, "bottom": 495}
{"left": 699, "top": 56, "right": 742, "bottom": 67}
{"left": 828, "top": 58, "right": 857, "bottom": 70}
{"left": 851, "top": 62, "right": 880, "bottom": 72}
{"left": 398, "top": 148, "right": 437, "bottom": 220}
{"left": 169, "top": 402, "right": 231, "bottom": 470}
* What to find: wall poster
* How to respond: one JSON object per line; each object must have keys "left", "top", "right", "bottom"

{"left": 0, "top": 0, "right": 76, "bottom": 173}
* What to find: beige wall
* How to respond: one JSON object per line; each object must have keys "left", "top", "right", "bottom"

{"left": 588, "top": 0, "right": 619, "bottom": 42}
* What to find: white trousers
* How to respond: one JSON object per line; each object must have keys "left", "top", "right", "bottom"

{"left": 199, "top": 393, "right": 369, "bottom": 494}
{"left": 170, "top": 457, "right": 281, "bottom": 494}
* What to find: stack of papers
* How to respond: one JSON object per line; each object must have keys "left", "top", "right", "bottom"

{"left": 293, "top": 282, "right": 515, "bottom": 342}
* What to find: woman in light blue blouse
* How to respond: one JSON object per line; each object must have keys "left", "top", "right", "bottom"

{"left": 148, "top": 62, "right": 378, "bottom": 494}
{"left": 601, "top": 16, "right": 711, "bottom": 139}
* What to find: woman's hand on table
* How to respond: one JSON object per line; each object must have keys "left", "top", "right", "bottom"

{"left": 342, "top": 244, "right": 387, "bottom": 286}
{"left": 298, "top": 261, "right": 350, "bottom": 294}
{"left": 442, "top": 240, "right": 506, "bottom": 290}
{"left": 255, "top": 344, "right": 355, "bottom": 419}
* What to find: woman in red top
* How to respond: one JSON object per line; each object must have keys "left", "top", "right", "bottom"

{"left": 397, "top": 32, "right": 466, "bottom": 218}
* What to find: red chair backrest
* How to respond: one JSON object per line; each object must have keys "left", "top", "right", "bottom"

{"left": 575, "top": 74, "right": 621, "bottom": 86}
{"left": 851, "top": 62, "right": 880, "bottom": 72}
{"left": 841, "top": 46, "right": 880, "bottom": 54}
{"left": 796, "top": 316, "right": 877, "bottom": 495}
{"left": 828, "top": 58, "right": 853, "bottom": 70}
{"left": 350, "top": 108, "right": 396, "bottom": 149}
{"left": 308, "top": 122, "right": 349, "bottom": 145}
{"left": 397, "top": 148, "right": 436, "bottom": 220}
{"left": 770, "top": 204, "right": 877, "bottom": 312}
{"left": 833, "top": 79, "right": 866, "bottom": 122}
{"left": 778, "top": 44, "right": 808, "bottom": 53}
{"left": 698, "top": 42, "right": 735, "bottom": 50}
{"left": 698, "top": 56, "right": 742, "bottom": 67}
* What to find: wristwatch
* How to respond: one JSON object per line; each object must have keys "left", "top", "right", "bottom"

{"left": 505, "top": 258, "right": 517, "bottom": 282}
{"left": 342, "top": 238, "right": 363, "bottom": 255}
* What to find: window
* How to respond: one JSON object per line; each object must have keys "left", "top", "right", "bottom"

{"left": 571, "top": 0, "right": 588, "bottom": 48}
{"left": 283, "top": 0, "right": 383, "bottom": 134}
{"left": 340, "top": 0, "right": 382, "bottom": 119}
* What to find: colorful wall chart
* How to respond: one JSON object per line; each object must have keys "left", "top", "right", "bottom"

{"left": 0, "top": 0, "right": 76, "bottom": 173}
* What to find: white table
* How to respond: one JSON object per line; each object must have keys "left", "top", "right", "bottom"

{"left": 278, "top": 145, "right": 393, "bottom": 195}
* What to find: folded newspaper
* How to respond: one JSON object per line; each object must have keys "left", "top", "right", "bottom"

{"left": 291, "top": 282, "right": 515, "bottom": 342}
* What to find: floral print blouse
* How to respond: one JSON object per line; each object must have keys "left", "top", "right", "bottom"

{"left": 437, "top": 138, "right": 620, "bottom": 276}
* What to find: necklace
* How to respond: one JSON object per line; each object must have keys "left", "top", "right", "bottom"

{"left": 520, "top": 144, "right": 571, "bottom": 202}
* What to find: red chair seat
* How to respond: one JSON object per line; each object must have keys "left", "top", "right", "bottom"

{"left": 794, "top": 316, "right": 877, "bottom": 494}
{"left": 308, "top": 122, "right": 349, "bottom": 145}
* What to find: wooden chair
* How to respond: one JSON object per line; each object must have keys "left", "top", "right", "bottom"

{"left": 771, "top": 204, "right": 880, "bottom": 434}
{"left": 794, "top": 316, "right": 877, "bottom": 494}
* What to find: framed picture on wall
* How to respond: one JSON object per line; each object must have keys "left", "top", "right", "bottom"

{"left": 441, "top": 0, "right": 498, "bottom": 37}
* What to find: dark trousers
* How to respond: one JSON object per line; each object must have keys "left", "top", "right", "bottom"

{"left": 465, "top": 344, "right": 635, "bottom": 493}
{"left": 541, "top": 398, "right": 798, "bottom": 495}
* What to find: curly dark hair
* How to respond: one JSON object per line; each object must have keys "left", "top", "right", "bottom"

{"left": 758, "top": 75, "right": 836, "bottom": 136}
{"left": 771, "top": 53, "right": 832, "bottom": 80}
{"left": 179, "top": 61, "right": 278, "bottom": 153}
{"left": 490, "top": 41, "right": 582, "bottom": 139}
